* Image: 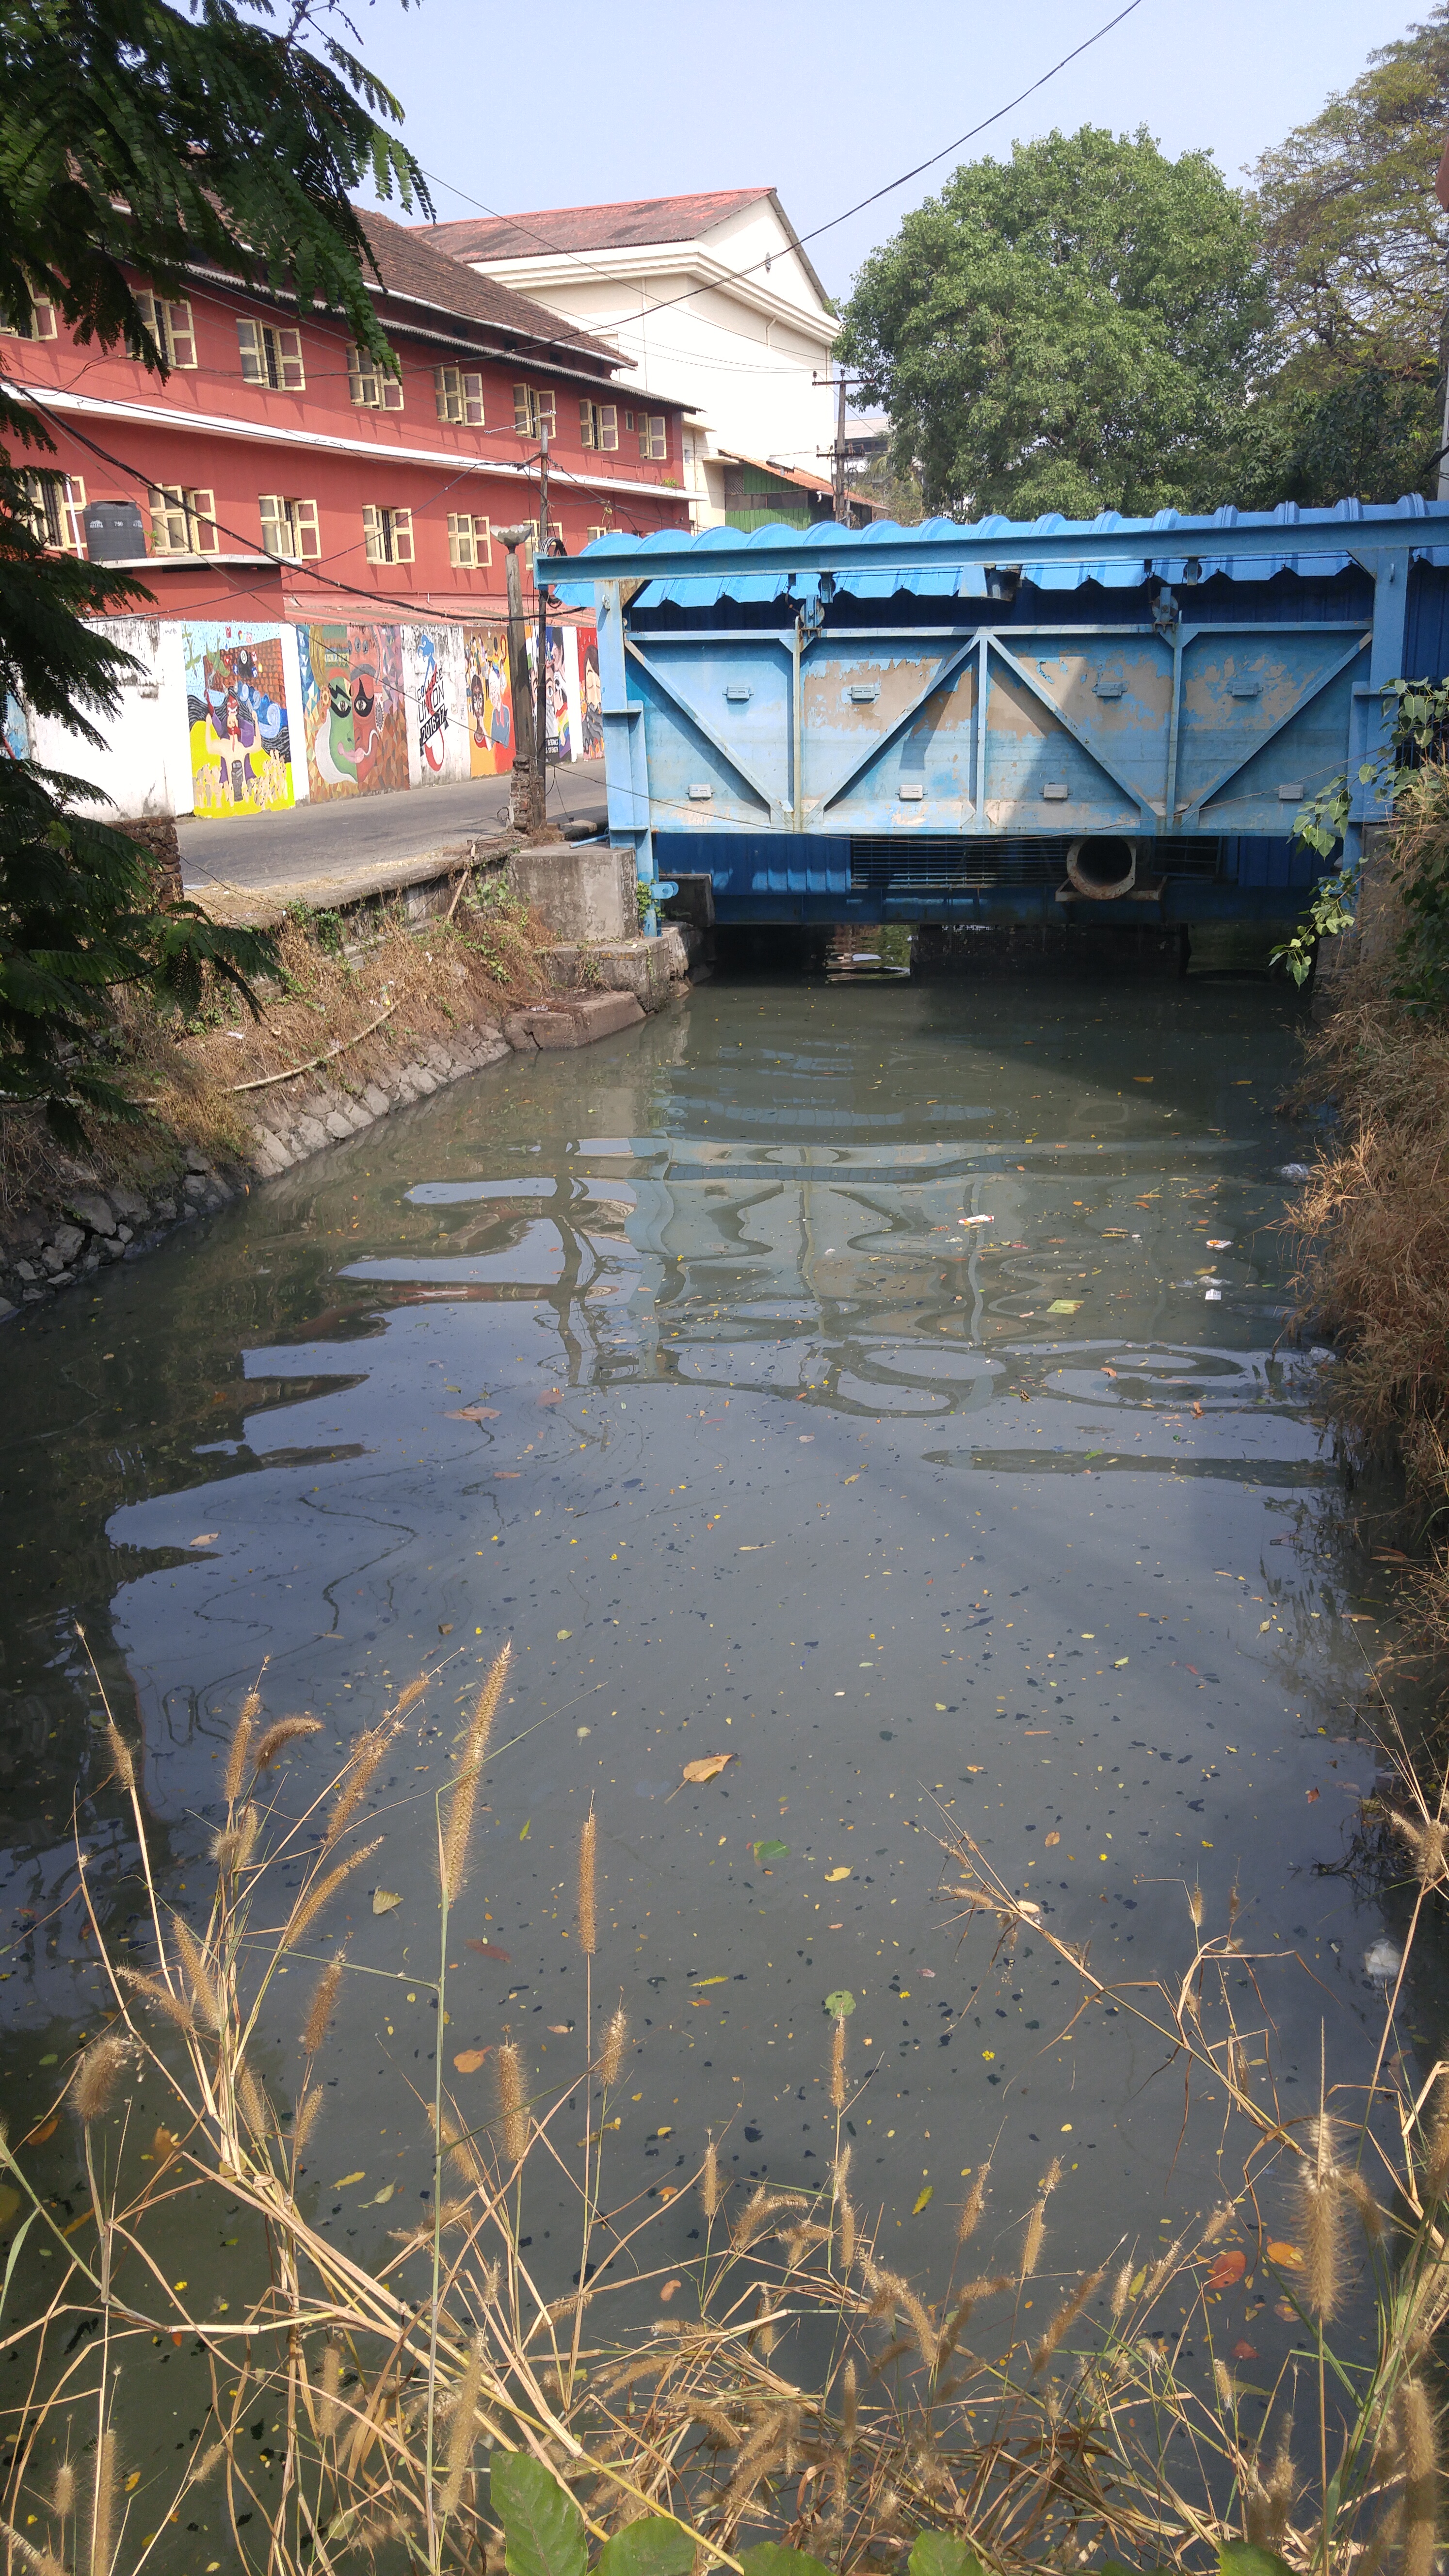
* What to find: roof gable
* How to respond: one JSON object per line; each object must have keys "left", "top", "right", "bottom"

{"left": 356, "top": 207, "right": 622, "bottom": 368}
{"left": 420, "top": 189, "right": 776, "bottom": 263}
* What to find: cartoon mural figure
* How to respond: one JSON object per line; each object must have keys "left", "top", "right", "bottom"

{"left": 580, "top": 628, "right": 603, "bottom": 760}
{"left": 545, "top": 627, "right": 570, "bottom": 764}
{"left": 298, "top": 621, "right": 408, "bottom": 799}
{"left": 184, "top": 624, "right": 294, "bottom": 817}
{"left": 298, "top": 625, "right": 356, "bottom": 791}
{"left": 417, "top": 630, "right": 449, "bottom": 776}
{"left": 465, "top": 630, "right": 514, "bottom": 777}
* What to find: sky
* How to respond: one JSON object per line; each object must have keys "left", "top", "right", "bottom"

{"left": 352, "top": 0, "right": 1422, "bottom": 300}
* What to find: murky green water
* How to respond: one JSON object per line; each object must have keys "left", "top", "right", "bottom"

{"left": 0, "top": 964, "right": 1416, "bottom": 2486}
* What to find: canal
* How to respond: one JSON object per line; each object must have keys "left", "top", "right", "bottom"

{"left": 0, "top": 960, "right": 1408, "bottom": 2399}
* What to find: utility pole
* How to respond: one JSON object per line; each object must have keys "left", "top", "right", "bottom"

{"left": 814, "top": 368, "right": 867, "bottom": 524}
{"left": 534, "top": 428, "right": 552, "bottom": 796}
{"left": 496, "top": 525, "right": 545, "bottom": 836}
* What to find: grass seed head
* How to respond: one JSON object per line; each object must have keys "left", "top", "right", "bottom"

{"left": 578, "top": 1807, "right": 598, "bottom": 1954}
{"left": 253, "top": 1715, "right": 323, "bottom": 1772}
{"left": 830, "top": 2009, "right": 848, "bottom": 2109}
{"left": 302, "top": 1947, "right": 347, "bottom": 2055}
{"left": 74, "top": 2033, "right": 129, "bottom": 2120}
{"left": 105, "top": 1721, "right": 135, "bottom": 1797}
{"left": 1021, "top": 2199, "right": 1047, "bottom": 2280}
{"left": 323, "top": 1723, "right": 396, "bottom": 1850}
{"left": 88, "top": 2427, "right": 118, "bottom": 2576}
{"left": 495, "top": 2041, "right": 528, "bottom": 2165}
{"left": 956, "top": 2160, "right": 990, "bottom": 2247}
{"left": 598, "top": 2006, "right": 628, "bottom": 2087}
{"left": 223, "top": 1708, "right": 253, "bottom": 1804}
{"left": 171, "top": 1914, "right": 221, "bottom": 2028}
{"left": 701, "top": 2132, "right": 722, "bottom": 2220}
{"left": 282, "top": 1836, "right": 382, "bottom": 1947}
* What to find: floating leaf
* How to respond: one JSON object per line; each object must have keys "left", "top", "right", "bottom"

{"left": 1207, "top": 2249, "right": 1247, "bottom": 2290}
{"left": 690, "top": 1975, "right": 728, "bottom": 1988}
{"left": 556, "top": 1629, "right": 571, "bottom": 1640}
{"left": 911, "top": 2535, "right": 985, "bottom": 2576}
{"left": 825, "top": 1866, "right": 852, "bottom": 1882}
{"left": 1232, "top": 2339, "right": 1259, "bottom": 2360}
{"left": 752, "top": 1838, "right": 789, "bottom": 1863}
{"left": 334, "top": 2172, "right": 365, "bottom": 2189}
{"left": 372, "top": 1889, "right": 402, "bottom": 1916}
{"left": 493, "top": 2450, "right": 586, "bottom": 2576}
{"left": 913, "top": 2184, "right": 934, "bottom": 2214}
{"left": 824, "top": 1989, "right": 855, "bottom": 2017}
{"left": 1047, "top": 1300, "right": 1082, "bottom": 1315}
{"left": 547, "top": 2024, "right": 573, "bottom": 2034}
{"left": 1266, "top": 2239, "right": 1303, "bottom": 2269}
{"left": 453, "top": 2049, "right": 490, "bottom": 2075}
{"left": 1127, "top": 2268, "right": 1146, "bottom": 2297}
{"left": 680, "top": 1753, "right": 734, "bottom": 1786}
{"left": 1113, "top": 1656, "right": 1129, "bottom": 1668}
{"left": 599, "top": 2516, "right": 696, "bottom": 2576}
{"left": 371, "top": 2182, "right": 394, "bottom": 2204}
{"left": 188, "top": 1533, "right": 219, "bottom": 1548}
{"left": 22, "top": 2115, "right": 57, "bottom": 2145}
{"left": 1045, "top": 1831, "right": 1061, "bottom": 1847}
{"left": 0, "top": 2186, "right": 19, "bottom": 2229}
{"left": 446, "top": 1406, "right": 499, "bottom": 1422}
{"left": 466, "top": 1939, "right": 511, "bottom": 1961}
{"left": 520, "top": 1820, "right": 531, "bottom": 1840}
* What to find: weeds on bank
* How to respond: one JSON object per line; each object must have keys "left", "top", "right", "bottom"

{"left": 0, "top": 882, "right": 547, "bottom": 1213}
{"left": 1, "top": 1643, "right": 1446, "bottom": 2575}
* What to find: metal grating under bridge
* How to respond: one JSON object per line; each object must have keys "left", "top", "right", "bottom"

{"left": 849, "top": 836, "right": 1224, "bottom": 892}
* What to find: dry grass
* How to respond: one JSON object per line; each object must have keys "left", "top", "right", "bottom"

{"left": 0, "top": 878, "right": 549, "bottom": 1222}
{"left": 2, "top": 1642, "right": 1447, "bottom": 2575}
{"left": 1290, "top": 810, "right": 1449, "bottom": 1657}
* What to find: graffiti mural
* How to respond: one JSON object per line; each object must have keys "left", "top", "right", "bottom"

{"left": 465, "top": 630, "right": 514, "bottom": 776}
{"left": 578, "top": 623, "right": 603, "bottom": 760}
{"left": 415, "top": 629, "right": 451, "bottom": 780}
{"left": 183, "top": 625, "right": 294, "bottom": 818}
{"left": 298, "top": 622, "right": 408, "bottom": 801}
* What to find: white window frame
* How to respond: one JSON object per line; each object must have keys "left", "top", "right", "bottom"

{"left": 513, "top": 383, "right": 556, "bottom": 440}
{"left": 136, "top": 290, "right": 197, "bottom": 369}
{"left": 0, "top": 277, "right": 57, "bottom": 342}
{"left": 20, "top": 470, "right": 86, "bottom": 555}
{"left": 435, "top": 365, "right": 484, "bottom": 426}
{"left": 348, "top": 345, "right": 404, "bottom": 411}
{"left": 148, "top": 484, "right": 217, "bottom": 555}
{"left": 259, "top": 493, "right": 320, "bottom": 560}
{"left": 446, "top": 512, "right": 492, "bottom": 569}
{"left": 238, "top": 317, "right": 306, "bottom": 392}
{"left": 639, "top": 413, "right": 668, "bottom": 461}
{"left": 362, "top": 503, "right": 414, "bottom": 566}
{"left": 579, "top": 399, "right": 618, "bottom": 452}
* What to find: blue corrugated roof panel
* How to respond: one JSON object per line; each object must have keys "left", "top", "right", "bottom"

{"left": 547, "top": 495, "right": 1449, "bottom": 611}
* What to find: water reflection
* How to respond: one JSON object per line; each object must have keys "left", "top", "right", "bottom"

{"left": 0, "top": 974, "right": 1406, "bottom": 2330}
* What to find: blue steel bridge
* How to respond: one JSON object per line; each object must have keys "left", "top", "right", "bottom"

{"left": 547, "top": 498, "right": 1449, "bottom": 930}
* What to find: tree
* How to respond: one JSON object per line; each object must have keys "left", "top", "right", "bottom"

{"left": 0, "top": 0, "right": 431, "bottom": 1136}
{"left": 1238, "top": 6, "right": 1449, "bottom": 506}
{"left": 837, "top": 126, "right": 1264, "bottom": 523}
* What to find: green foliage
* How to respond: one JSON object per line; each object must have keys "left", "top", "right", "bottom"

{"left": 597, "top": 2516, "right": 695, "bottom": 2576}
{"left": 1272, "top": 679, "right": 1449, "bottom": 996}
{"left": 910, "top": 2533, "right": 984, "bottom": 2576}
{"left": 837, "top": 126, "right": 1264, "bottom": 518}
{"left": 491, "top": 2452, "right": 587, "bottom": 2576}
{"left": 0, "top": 754, "right": 272, "bottom": 1139}
{"left": 0, "top": 0, "right": 429, "bottom": 373}
{"left": 0, "top": 0, "right": 431, "bottom": 1130}
{"left": 1217, "top": 2548, "right": 1295, "bottom": 2576}
{"left": 739, "top": 2546, "right": 835, "bottom": 2576}
{"left": 1226, "top": 366, "right": 1439, "bottom": 511}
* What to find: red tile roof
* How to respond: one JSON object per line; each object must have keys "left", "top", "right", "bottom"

{"left": 357, "top": 208, "right": 622, "bottom": 369}
{"left": 419, "top": 190, "right": 775, "bottom": 264}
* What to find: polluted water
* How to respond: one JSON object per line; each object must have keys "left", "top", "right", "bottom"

{"left": 0, "top": 957, "right": 1423, "bottom": 2434}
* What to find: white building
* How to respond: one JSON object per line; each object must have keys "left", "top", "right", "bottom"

{"left": 420, "top": 188, "right": 844, "bottom": 530}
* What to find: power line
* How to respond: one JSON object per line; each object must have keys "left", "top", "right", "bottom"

{"left": 410, "top": 0, "right": 1146, "bottom": 343}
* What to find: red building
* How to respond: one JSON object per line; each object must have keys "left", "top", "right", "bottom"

{"left": 1, "top": 209, "right": 691, "bottom": 624}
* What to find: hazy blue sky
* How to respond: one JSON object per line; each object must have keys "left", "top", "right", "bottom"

{"left": 354, "top": 0, "right": 1421, "bottom": 298}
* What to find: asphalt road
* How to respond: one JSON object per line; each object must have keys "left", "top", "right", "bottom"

{"left": 178, "top": 763, "right": 608, "bottom": 896}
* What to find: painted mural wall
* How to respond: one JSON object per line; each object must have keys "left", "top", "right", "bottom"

{"left": 24, "top": 613, "right": 587, "bottom": 819}
{"left": 184, "top": 623, "right": 295, "bottom": 818}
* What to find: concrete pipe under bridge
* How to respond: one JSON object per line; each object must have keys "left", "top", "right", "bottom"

{"left": 1065, "top": 836, "right": 1138, "bottom": 900}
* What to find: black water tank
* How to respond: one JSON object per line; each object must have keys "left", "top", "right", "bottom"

{"left": 83, "top": 499, "right": 147, "bottom": 563}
